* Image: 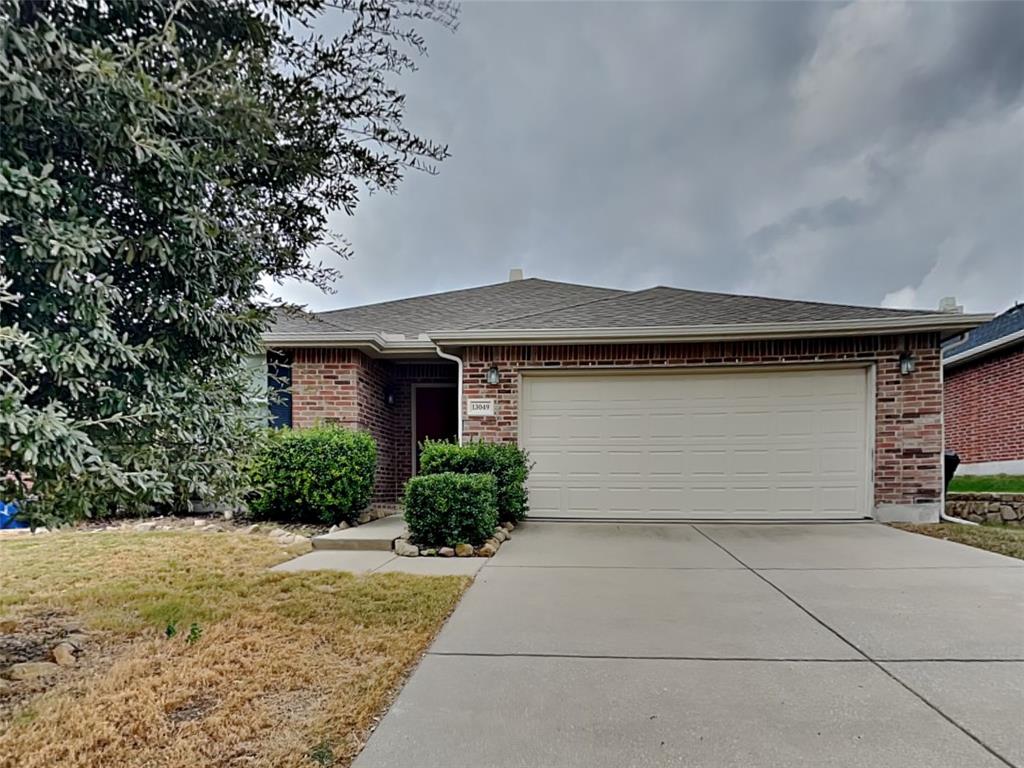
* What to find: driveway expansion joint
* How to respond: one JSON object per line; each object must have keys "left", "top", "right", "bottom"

{"left": 691, "top": 524, "right": 1018, "bottom": 768}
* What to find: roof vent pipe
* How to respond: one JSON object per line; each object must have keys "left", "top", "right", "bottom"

{"left": 508, "top": 268, "right": 523, "bottom": 282}
{"left": 938, "top": 296, "right": 963, "bottom": 314}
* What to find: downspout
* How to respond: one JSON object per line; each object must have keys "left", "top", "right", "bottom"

{"left": 434, "top": 345, "right": 463, "bottom": 445}
{"left": 938, "top": 348, "right": 978, "bottom": 526}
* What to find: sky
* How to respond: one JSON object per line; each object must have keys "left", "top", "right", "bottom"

{"left": 268, "top": 0, "right": 1024, "bottom": 316}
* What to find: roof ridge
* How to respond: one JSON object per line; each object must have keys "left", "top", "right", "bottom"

{"left": 477, "top": 286, "right": 661, "bottom": 328}
{"left": 317, "top": 277, "right": 623, "bottom": 318}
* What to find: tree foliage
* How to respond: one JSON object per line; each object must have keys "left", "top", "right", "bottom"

{"left": 0, "top": 0, "right": 456, "bottom": 524}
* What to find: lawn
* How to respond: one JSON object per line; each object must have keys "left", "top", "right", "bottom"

{"left": 948, "top": 474, "right": 1024, "bottom": 493}
{"left": 0, "top": 530, "right": 468, "bottom": 768}
{"left": 893, "top": 523, "right": 1024, "bottom": 561}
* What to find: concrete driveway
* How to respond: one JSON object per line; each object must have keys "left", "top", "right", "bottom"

{"left": 354, "top": 522, "right": 1024, "bottom": 768}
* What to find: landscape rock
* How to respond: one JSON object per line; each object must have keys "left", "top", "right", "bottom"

{"left": 241, "top": 524, "right": 260, "bottom": 535}
{"left": 222, "top": 509, "right": 234, "bottom": 521}
{"left": 357, "top": 511, "right": 372, "bottom": 525}
{"left": 134, "top": 521, "right": 157, "bottom": 532}
{"left": 493, "top": 529, "right": 508, "bottom": 543}
{"left": 268, "top": 528, "right": 290, "bottom": 539}
{"left": 394, "top": 540, "right": 419, "bottom": 557}
{"left": 193, "top": 519, "right": 205, "bottom": 527}
{"left": 484, "top": 537, "right": 501, "bottom": 550}
{"left": 51, "top": 642, "right": 79, "bottom": 667}
{"left": 1000, "top": 505, "right": 1017, "bottom": 521}
{"left": 64, "top": 634, "right": 88, "bottom": 649}
{"left": 202, "top": 524, "right": 220, "bottom": 532}
{"left": 476, "top": 543, "right": 497, "bottom": 557}
{"left": 454, "top": 543, "right": 474, "bottom": 558}
{"left": 421, "top": 548, "right": 437, "bottom": 557}
{"left": 0, "top": 619, "right": 17, "bottom": 634}
{"left": 438, "top": 547, "right": 455, "bottom": 558}
{"left": 8, "top": 661, "right": 60, "bottom": 681}
{"left": 502, "top": 522, "right": 515, "bottom": 532}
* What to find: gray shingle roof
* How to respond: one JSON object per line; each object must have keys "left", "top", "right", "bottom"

{"left": 286, "top": 279, "right": 624, "bottom": 338}
{"left": 267, "top": 278, "right": 948, "bottom": 339}
{"left": 479, "top": 286, "right": 941, "bottom": 330}
{"left": 943, "top": 303, "right": 1024, "bottom": 358}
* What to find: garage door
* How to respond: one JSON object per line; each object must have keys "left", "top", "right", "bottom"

{"left": 520, "top": 367, "right": 871, "bottom": 520}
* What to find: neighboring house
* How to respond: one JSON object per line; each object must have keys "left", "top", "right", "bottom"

{"left": 263, "top": 273, "right": 988, "bottom": 523}
{"left": 943, "top": 303, "right": 1024, "bottom": 475}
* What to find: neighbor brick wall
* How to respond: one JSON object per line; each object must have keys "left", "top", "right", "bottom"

{"left": 944, "top": 344, "right": 1024, "bottom": 464}
{"left": 461, "top": 335, "right": 944, "bottom": 510}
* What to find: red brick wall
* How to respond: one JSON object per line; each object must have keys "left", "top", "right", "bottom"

{"left": 461, "top": 335, "right": 944, "bottom": 510}
{"left": 944, "top": 344, "right": 1024, "bottom": 463}
{"left": 391, "top": 362, "right": 458, "bottom": 498}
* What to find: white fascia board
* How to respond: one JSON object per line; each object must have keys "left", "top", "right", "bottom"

{"left": 426, "top": 313, "right": 994, "bottom": 346}
{"left": 943, "top": 328, "right": 1024, "bottom": 368}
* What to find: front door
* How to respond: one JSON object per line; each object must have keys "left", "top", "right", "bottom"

{"left": 414, "top": 386, "right": 458, "bottom": 472}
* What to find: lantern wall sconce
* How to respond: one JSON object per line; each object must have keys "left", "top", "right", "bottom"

{"left": 384, "top": 385, "right": 396, "bottom": 406}
{"left": 486, "top": 365, "right": 500, "bottom": 385}
{"left": 899, "top": 352, "right": 916, "bottom": 375}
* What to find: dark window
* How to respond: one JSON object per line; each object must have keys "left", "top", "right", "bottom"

{"left": 267, "top": 350, "right": 292, "bottom": 428}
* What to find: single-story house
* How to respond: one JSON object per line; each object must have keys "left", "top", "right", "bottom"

{"left": 943, "top": 303, "right": 1024, "bottom": 475}
{"left": 263, "top": 273, "right": 989, "bottom": 523}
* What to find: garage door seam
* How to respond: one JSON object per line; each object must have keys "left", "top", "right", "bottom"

{"left": 691, "top": 524, "right": 1017, "bottom": 768}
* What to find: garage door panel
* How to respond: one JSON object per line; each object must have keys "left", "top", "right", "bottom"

{"left": 521, "top": 368, "right": 870, "bottom": 520}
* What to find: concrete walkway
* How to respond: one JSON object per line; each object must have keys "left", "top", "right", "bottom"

{"left": 271, "top": 547, "right": 489, "bottom": 575}
{"left": 354, "top": 521, "right": 1024, "bottom": 768}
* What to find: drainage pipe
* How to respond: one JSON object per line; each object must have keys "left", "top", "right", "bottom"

{"left": 434, "top": 345, "right": 463, "bottom": 445}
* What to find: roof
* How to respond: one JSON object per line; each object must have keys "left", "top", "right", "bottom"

{"left": 943, "top": 303, "right": 1024, "bottom": 367}
{"left": 264, "top": 277, "right": 992, "bottom": 352}
{"left": 478, "top": 286, "right": 937, "bottom": 330}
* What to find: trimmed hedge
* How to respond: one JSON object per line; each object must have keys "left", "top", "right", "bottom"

{"left": 419, "top": 440, "right": 530, "bottom": 523}
{"left": 249, "top": 425, "right": 376, "bottom": 525}
{"left": 404, "top": 472, "right": 497, "bottom": 548}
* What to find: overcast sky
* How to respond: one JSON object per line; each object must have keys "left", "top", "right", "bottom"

{"left": 269, "top": 0, "right": 1024, "bottom": 315}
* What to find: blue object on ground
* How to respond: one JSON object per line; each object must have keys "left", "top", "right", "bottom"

{"left": 0, "top": 501, "right": 26, "bottom": 529}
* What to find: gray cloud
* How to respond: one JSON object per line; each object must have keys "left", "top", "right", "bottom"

{"left": 270, "top": 0, "right": 1024, "bottom": 315}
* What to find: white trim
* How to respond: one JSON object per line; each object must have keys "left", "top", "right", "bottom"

{"left": 943, "top": 328, "right": 1024, "bottom": 368}
{"left": 428, "top": 313, "right": 992, "bottom": 346}
{"left": 263, "top": 314, "right": 993, "bottom": 350}
{"left": 410, "top": 383, "right": 458, "bottom": 476}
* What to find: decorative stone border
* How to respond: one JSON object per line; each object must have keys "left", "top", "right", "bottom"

{"left": 394, "top": 521, "right": 516, "bottom": 558}
{"left": 946, "top": 493, "right": 1024, "bottom": 525}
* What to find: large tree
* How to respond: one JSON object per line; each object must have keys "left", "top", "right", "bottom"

{"left": 0, "top": 0, "right": 456, "bottom": 524}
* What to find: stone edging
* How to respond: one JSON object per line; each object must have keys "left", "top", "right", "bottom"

{"left": 946, "top": 492, "right": 1024, "bottom": 525}
{"left": 394, "top": 521, "right": 516, "bottom": 558}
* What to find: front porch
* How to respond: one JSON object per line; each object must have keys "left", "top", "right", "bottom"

{"left": 283, "top": 348, "right": 459, "bottom": 504}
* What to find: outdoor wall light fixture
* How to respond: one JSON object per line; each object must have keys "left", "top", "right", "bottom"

{"left": 486, "top": 365, "right": 500, "bottom": 385}
{"left": 899, "top": 352, "right": 916, "bottom": 375}
{"left": 384, "top": 385, "right": 396, "bottom": 406}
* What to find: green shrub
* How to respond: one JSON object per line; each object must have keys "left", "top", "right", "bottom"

{"left": 419, "top": 440, "right": 530, "bottom": 523}
{"left": 403, "top": 472, "right": 498, "bottom": 548}
{"left": 248, "top": 425, "right": 376, "bottom": 525}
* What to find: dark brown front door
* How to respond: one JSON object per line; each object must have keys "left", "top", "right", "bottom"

{"left": 414, "top": 386, "right": 458, "bottom": 472}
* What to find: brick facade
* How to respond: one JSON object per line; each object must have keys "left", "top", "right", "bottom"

{"left": 944, "top": 344, "right": 1024, "bottom": 464}
{"left": 290, "top": 348, "right": 456, "bottom": 504}
{"left": 288, "top": 334, "right": 945, "bottom": 518}
{"left": 461, "top": 335, "right": 944, "bottom": 515}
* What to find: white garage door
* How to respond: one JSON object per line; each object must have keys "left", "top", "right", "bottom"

{"left": 520, "top": 367, "right": 871, "bottom": 520}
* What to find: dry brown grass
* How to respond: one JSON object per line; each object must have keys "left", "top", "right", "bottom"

{"left": 0, "top": 531, "right": 468, "bottom": 768}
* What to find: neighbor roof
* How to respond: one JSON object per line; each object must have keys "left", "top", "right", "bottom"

{"left": 943, "top": 303, "right": 1024, "bottom": 367}
{"left": 264, "top": 277, "right": 991, "bottom": 351}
